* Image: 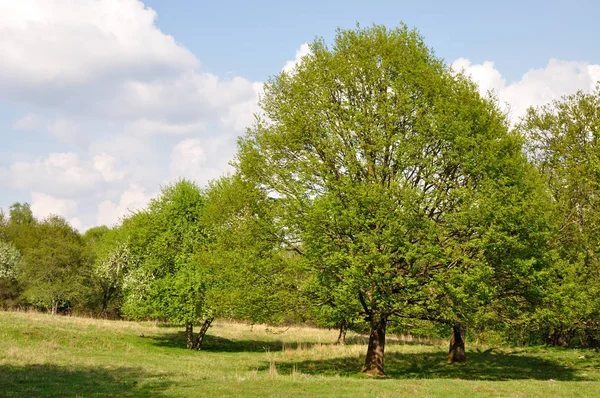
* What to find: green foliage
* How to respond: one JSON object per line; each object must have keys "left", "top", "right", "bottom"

{"left": 0, "top": 240, "right": 21, "bottom": 279}
{"left": 82, "top": 226, "right": 136, "bottom": 317}
{"left": 203, "top": 174, "right": 309, "bottom": 325}
{"left": 237, "top": 23, "right": 549, "bottom": 346}
{"left": 8, "top": 203, "right": 34, "bottom": 226}
{"left": 521, "top": 87, "right": 600, "bottom": 346}
{"left": 118, "top": 179, "right": 209, "bottom": 324}
{"left": 0, "top": 240, "right": 23, "bottom": 308}
{"left": 18, "top": 216, "right": 90, "bottom": 313}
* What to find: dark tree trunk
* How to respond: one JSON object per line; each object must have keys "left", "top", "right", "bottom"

{"left": 448, "top": 323, "right": 467, "bottom": 363}
{"left": 361, "top": 315, "right": 387, "bottom": 376}
{"left": 336, "top": 320, "right": 348, "bottom": 345}
{"left": 100, "top": 286, "right": 115, "bottom": 319}
{"left": 193, "top": 317, "right": 214, "bottom": 350}
{"left": 51, "top": 299, "right": 58, "bottom": 315}
{"left": 548, "top": 328, "right": 569, "bottom": 347}
{"left": 185, "top": 323, "right": 194, "bottom": 349}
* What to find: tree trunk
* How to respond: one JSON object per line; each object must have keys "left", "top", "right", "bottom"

{"left": 193, "top": 317, "right": 213, "bottom": 350}
{"left": 336, "top": 320, "right": 348, "bottom": 345}
{"left": 361, "top": 315, "right": 387, "bottom": 376}
{"left": 51, "top": 299, "right": 58, "bottom": 315}
{"left": 185, "top": 323, "right": 194, "bottom": 349}
{"left": 448, "top": 323, "right": 467, "bottom": 363}
{"left": 100, "top": 286, "right": 115, "bottom": 319}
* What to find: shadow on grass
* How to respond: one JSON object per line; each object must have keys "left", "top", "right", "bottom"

{"left": 0, "top": 364, "right": 170, "bottom": 397}
{"left": 151, "top": 331, "right": 319, "bottom": 352}
{"left": 150, "top": 330, "right": 427, "bottom": 353}
{"left": 265, "top": 350, "right": 585, "bottom": 381}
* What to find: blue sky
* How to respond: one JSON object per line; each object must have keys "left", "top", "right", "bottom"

{"left": 142, "top": 0, "right": 600, "bottom": 82}
{"left": 1, "top": 0, "right": 599, "bottom": 231}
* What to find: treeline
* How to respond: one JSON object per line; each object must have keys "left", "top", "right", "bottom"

{"left": 0, "top": 178, "right": 310, "bottom": 349}
{"left": 1, "top": 24, "right": 600, "bottom": 375}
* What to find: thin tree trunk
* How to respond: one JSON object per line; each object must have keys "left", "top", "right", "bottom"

{"left": 193, "top": 317, "right": 214, "bottom": 350}
{"left": 336, "top": 320, "right": 348, "bottom": 345}
{"left": 448, "top": 323, "right": 467, "bottom": 363}
{"left": 100, "top": 286, "right": 115, "bottom": 319}
{"left": 361, "top": 315, "right": 387, "bottom": 376}
{"left": 51, "top": 299, "right": 58, "bottom": 315}
{"left": 185, "top": 322, "right": 194, "bottom": 349}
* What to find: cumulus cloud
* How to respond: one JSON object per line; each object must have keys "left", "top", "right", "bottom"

{"left": 0, "top": 0, "right": 197, "bottom": 93}
{"left": 7, "top": 152, "right": 100, "bottom": 194}
{"left": 31, "top": 191, "right": 77, "bottom": 219}
{"left": 452, "top": 58, "right": 600, "bottom": 120}
{"left": 93, "top": 153, "right": 126, "bottom": 183}
{"left": 96, "top": 184, "right": 156, "bottom": 226}
{"left": 0, "top": 0, "right": 265, "bottom": 230}
{"left": 170, "top": 137, "right": 235, "bottom": 186}
{"left": 282, "top": 43, "right": 311, "bottom": 73}
{"left": 0, "top": 0, "right": 261, "bottom": 133}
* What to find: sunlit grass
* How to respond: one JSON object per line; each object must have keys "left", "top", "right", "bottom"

{"left": 1, "top": 311, "right": 600, "bottom": 397}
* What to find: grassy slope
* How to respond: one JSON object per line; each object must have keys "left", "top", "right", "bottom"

{"left": 1, "top": 312, "right": 599, "bottom": 397}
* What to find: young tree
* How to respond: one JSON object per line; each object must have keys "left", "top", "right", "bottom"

{"left": 119, "top": 179, "right": 212, "bottom": 348}
{"left": 83, "top": 226, "right": 135, "bottom": 317}
{"left": 237, "top": 24, "right": 548, "bottom": 374}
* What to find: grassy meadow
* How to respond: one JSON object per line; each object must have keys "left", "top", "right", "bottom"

{"left": 1, "top": 311, "right": 600, "bottom": 397}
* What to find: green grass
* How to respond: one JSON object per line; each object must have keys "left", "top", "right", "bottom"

{"left": 1, "top": 311, "right": 600, "bottom": 397}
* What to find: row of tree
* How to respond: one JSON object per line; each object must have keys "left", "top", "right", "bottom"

{"left": 1, "top": 24, "right": 600, "bottom": 376}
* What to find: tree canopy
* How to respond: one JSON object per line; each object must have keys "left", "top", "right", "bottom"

{"left": 237, "top": 24, "right": 550, "bottom": 374}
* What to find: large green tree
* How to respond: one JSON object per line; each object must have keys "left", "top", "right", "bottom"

{"left": 237, "top": 24, "right": 549, "bottom": 374}
{"left": 522, "top": 88, "right": 600, "bottom": 346}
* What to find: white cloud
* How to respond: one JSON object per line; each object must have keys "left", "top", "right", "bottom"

{"left": 0, "top": 0, "right": 260, "bottom": 139}
{"left": 0, "top": 0, "right": 197, "bottom": 92}
{"left": 47, "top": 118, "right": 80, "bottom": 143}
{"left": 96, "top": 184, "right": 155, "bottom": 226}
{"left": 69, "top": 217, "right": 83, "bottom": 232}
{"left": 282, "top": 43, "right": 311, "bottom": 73}
{"left": 7, "top": 152, "right": 101, "bottom": 194}
{"left": 170, "top": 137, "right": 235, "bottom": 187}
{"left": 124, "top": 118, "right": 206, "bottom": 136}
{"left": 452, "top": 58, "right": 600, "bottom": 120}
{"left": 31, "top": 191, "right": 77, "bottom": 219}
{"left": 93, "top": 153, "right": 126, "bottom": 183}
{"left": 12, "top": 113, "right": 40, "bottom": 130}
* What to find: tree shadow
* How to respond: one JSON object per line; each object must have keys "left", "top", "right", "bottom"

{"left": 265, "top": 350, "right": 585, "bottom": 381}
{"left": 0, "top": 364, "right": 170, "bottom": 397}
{"left": 151, "top": 331, "right": 434, "bottom": 353}
{"left": 344, "top": 334, "right": 438, "bottom": 346}
{"left": 150, "top": 331, "right": 311, "bottom": 352}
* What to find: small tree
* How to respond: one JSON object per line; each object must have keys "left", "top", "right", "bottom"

{"left": 119, "top": 179, "right": 212, "bottom": 348}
